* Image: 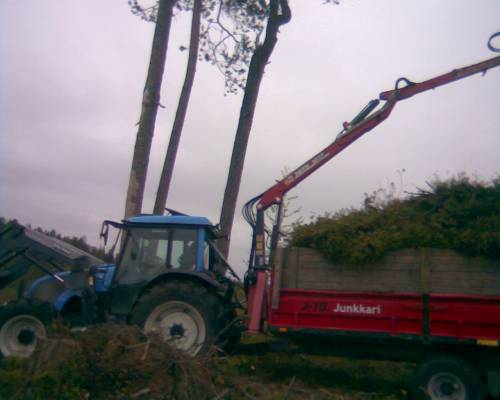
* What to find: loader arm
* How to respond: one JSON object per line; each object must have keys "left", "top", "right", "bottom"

{"left": 0, "top": 222, "right": 104, "bottom": 291}
{"left": 245, "top": 53, "right": 500, "bottom": 333}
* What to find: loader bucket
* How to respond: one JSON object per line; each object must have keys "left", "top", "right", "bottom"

{"left": 0, "top": 222, "right": 104, "bottom": 291}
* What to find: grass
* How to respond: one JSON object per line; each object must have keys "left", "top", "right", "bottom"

{"left": 217, "top": 333, "right": 413, "bottom": 399}
{"left": 219, "top": 353, "right": 411, "bottom": 399}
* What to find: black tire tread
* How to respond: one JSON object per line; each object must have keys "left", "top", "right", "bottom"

{"left": 131, "top": 279, "right": 226, "bottom": 354}
{"left": 0, "top": 300, "right": 54, "bottom": 358}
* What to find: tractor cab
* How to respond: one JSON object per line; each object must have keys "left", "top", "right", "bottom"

{"left": 98, "top": 215, "right": 230, "bottom": 317}
{"left": 116, "top": 215, "right": 218, "bottom": 277}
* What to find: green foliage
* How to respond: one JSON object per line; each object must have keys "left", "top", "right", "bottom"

{"left": 0, "top": 356, "right": 86, "bottom": 400}
{"left": 200, "top": 0, "right": 268, "bottom": 93}
{"left": 290, "top": 175, "right": 500, "bottom": 264}
{"left": 128, "top": 0, "right": 269, "bottom": 94}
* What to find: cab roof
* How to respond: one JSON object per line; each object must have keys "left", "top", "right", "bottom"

{"left": 124, "top": 215, "right": 214, "bottom": 228}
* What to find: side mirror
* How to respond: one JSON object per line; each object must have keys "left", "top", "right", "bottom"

{"left": 100, "top": 222, "right": 109, "bottom": 246}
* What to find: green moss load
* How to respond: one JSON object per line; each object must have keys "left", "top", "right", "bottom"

{"left": 290, "top": 176, "right": 500, "bottom": 265}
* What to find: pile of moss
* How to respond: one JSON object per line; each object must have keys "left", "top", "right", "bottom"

{"left": 290, "top": 176, "right": 500, "bottom": 265}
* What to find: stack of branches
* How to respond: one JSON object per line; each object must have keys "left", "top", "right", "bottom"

{"left": 0, "top": 325, "right": 233, "bottom": 400}
{"left": 290, "top": 175, "right": 500, "bottom": 265}
{"left": 0, "top": 323, "right": 413, "bottom": 399}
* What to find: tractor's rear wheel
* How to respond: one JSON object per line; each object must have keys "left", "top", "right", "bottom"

{"left": 130, "top": 280, "right": 225, "bottom": 356}
{"left": 0, "top": 302, "right": 53, "bottom": 358}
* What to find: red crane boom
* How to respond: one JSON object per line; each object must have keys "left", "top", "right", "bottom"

{"left": 258, "top": 55, "right": 500, "bottom": 210}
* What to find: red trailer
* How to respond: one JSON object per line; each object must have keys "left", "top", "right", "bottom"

{"left": 260, "top": 247, "right": 500, "bottom": 399}
{"left": 268, "top": 248, "right": 500, "bottom": 342}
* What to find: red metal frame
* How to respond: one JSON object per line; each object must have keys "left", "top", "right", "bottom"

{"left": 267, "top": 288, "right": 500, "bottom": 342}
{"left": 268, "top": 288, "right": 424, "bottom": 336}
{"left": 379, "top": 56, "right": 500, "bottom": 101}
{"left": 428, "top": 294, "right": 500, "bottom": 340}
{"left": 247, "top": 270, "right": 268, "bottom": 332}
{"left": 258, "top": 55, "right": 500, "bottom": 210}
{"left": 246, "top": 54, "right": 500, "bottom": 333}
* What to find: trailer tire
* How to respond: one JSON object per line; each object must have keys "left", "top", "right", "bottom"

{"left": 410, "top": 356, "right": 485, "bottom": 400}
{"left": 130, "top": 280, "right": 225, "bottom": 356}
{"left": 0, "top": 301, "right": 53, "bottom": 359}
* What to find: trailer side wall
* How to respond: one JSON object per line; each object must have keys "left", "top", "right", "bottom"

{"left": 269, "top": 247, "right": 500, "bottom": 342}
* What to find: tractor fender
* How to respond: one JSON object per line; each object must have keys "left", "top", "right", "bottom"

{"left": 110, "top": 271, "right": 229, "bottom": 317}
{"left": 27, "top": 270, "right": 88, "bottom": 313}
{"left": 143, "top": 271, "right": 226, "bottom": 295}
{"left": 28, "top": 272, "right": 70, "bottom": 305}
{"left": 54, "top": 289, "right": 79, "bottom": 313}
{"left": 135, "top": 271, "right": 229, "bottom": 310}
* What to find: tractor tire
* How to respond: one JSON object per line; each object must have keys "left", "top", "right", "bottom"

{"left": 130, "top": 280, "right": 226, "bottom": 356}
{"left": 409, "top": 356, "right": 486, "bottom": 400}
{"left": 0, "top": 301, "right": 53, "bottom": 359}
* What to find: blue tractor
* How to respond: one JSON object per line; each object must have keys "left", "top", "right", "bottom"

{"left": 0, "top": 214, "right": 241, "bottom": 358}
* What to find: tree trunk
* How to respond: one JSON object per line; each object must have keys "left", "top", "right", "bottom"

{"left": 153, "top": 0, "right": 202, "bottom": 215}
{"left": 218, "top": 0, "right": 291, "bottom": 258}
{"left": 124, "top": 0, "right": 175, "bottom": 220}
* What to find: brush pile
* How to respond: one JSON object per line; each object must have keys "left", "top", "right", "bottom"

{"left": 0, "top": 324, "right": 225, "bottom": 400}
{"left": 290, "top": 176, "right": 500, "bottom": 264}
{"left": 0, "top": 324, "right": 410, "bottom": 399}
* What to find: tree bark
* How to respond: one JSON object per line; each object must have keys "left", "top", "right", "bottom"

{"left": 124, "top": 0, "right": 175, "bottom": 220}
{"left": 218, "top": 0, "right": 291, "bottom": 258}
{"left": 153, "top": 0, "right": 202, "bottom": 215}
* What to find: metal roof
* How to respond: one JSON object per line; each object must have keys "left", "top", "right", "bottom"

{"left": 124, "top": 215, "right": 214, "bottom": 227}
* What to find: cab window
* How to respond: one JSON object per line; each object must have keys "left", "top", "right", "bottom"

{"left": 116, "top": 227, "right": 198, "bottom": 284}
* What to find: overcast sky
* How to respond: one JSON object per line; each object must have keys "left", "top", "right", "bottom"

{"left": 1, "top": 1, "right": 499, "bottom": 275}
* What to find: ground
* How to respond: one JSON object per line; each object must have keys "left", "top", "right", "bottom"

{"left": 0, "top": 325, "right": 413, "bottom": 400}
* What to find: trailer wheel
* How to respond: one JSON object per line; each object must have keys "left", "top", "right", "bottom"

{"left": 0, "top": 302, "right": 53, "bottom": 358}
{"left": 410, "top": 357, "right": 485, "bottom": 400}
{"left": 130, "top": 280, "right": 225, "bottom": 356}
